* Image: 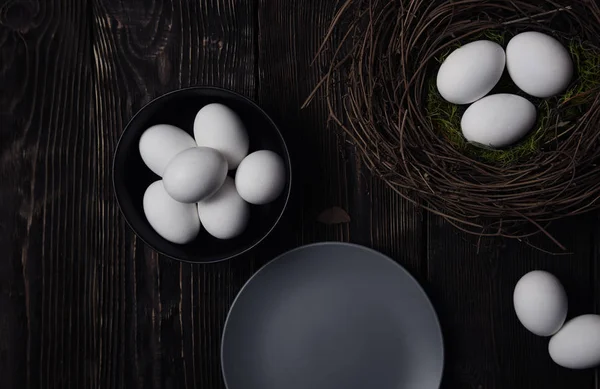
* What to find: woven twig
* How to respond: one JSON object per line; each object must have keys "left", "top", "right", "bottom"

{"left": 305, "top": 0, "right": 600, "bottom": 250}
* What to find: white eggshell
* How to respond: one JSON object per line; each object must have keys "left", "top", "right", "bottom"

{"left": 506, "top": 31, "right": 573, "bottom": 98}
{"left": 163, "top": 147, "right": 228, "bottom": 203}
{"left": 549, "top": 315, "right": 600, "bottom": 369}
{"left": 143, "top": 180, "right": 201, "bottom": 244}
{"left": 235, "top": 150, "right": 286, "bottom": 205}
{"left": 194, "top": 103, "right": 249, "bottom": 169}
{"left": 513, "top": 270, "right": 568, "bottom": 337}
{"left": 436, "top": 40, "right": 506, "bottom": 104}
{"left": 139, "top": 124, "right": 197, "bottom": 176}
{"left": 197, "top": 177, "right": 249, "bottom": 239}
{"left": 461, "top": 93, "right": 536, "bottom": 148}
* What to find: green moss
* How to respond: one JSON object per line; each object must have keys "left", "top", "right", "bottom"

{"left": 560, "top": 40, "right": 600, "bottom": 109}
{"left": 426, "top": 31, "right": 600, "bottom": 166}
{"left": 481, "top": 29, "right": 506, "bottom": 45}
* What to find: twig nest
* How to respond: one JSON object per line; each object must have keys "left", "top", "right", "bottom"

{"left": 307, "top": 0, "right": 600, "bottom": 248}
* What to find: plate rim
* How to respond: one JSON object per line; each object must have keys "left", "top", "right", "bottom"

{"left": 220, "top": 241, "right": 445, "bottom": 389}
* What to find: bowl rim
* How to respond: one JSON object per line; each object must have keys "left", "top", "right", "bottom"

{"left": 112, "top": 86, "right": 292, "bottom": 264}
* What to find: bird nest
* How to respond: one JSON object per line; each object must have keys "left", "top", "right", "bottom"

{"left": 305, "top": 0, "right": 600, "bottom": 250}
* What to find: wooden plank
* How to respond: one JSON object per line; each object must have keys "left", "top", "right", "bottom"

{"left": 91, "top": 0, "right": 257, "bottom": 388}
{"left": 595, "top": 215, "right": 600, "bottom": 389}
{"left": 256, "top": 0, "right": 424, "bottom": 273}
{"left": 428, "top": 215, "right": 596, "bottom": 389}
{"left": 256, "top": 0, "right": 351, "bottom": 247}
{"left": 8, "top": 2, "right": 596, "bottom": 389}
{"left": 0, "top": 0, "right": 93, "bottom": 388}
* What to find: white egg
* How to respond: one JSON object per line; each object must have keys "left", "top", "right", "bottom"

{"left": 194, "top": 103, "right": 249, "bottom": 169}
{"left": 139, "top": 124, "right": 197, "bottom": 176}
{"left": 513, "top": 270, "right": 568, "bottom": 337}
{"left": 549, "top": 315, "right": 600, "bottom": 369}
{"left": 436, "top": 40, "right": 506, "bottom": 104}
{"left": 197, "top": 177, "right": 249, "bottom": 239}
{"left": 235, "top": 150, "right": 286, "bottom": 205}
{"left": 163, "top": 147, "right": 228, "bottom": 203}
{"left": 461, "top": 93, "right": 536, "bottom": 148}
{"left": 143, "top": 180, "right": 201, "bottom": 244}
{"left": 506, "top": 31, "right": 573, "bottom": 98}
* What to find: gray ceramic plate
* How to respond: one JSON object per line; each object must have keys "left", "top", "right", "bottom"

{"left": 221, "top": 242, "right": 444, "bottom": 389}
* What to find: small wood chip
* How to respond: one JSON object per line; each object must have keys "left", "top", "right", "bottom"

{"left": 317, "top": 207, "right": 351, "bottom": 224}
{"left": 557, "top": 121, "right": 571, "bottom": 128}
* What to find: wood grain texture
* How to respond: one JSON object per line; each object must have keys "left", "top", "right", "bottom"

{"left": 92, "top": 1, "right": 258, "bottom": 388}
{"left": 256, "top": 0, "right": 424, "bottom": 273}
{"left": 1, "top": 0, "right": 598, "bottom": 388}
{"left": 257, "top": 0, "right": 352, "bottom": 246}
{"left": 595, "top": 215, "right": 600, "bottom": 389}
{"left": 0, "top": 0, "right": 93, "bottom": 388}
{"left": 428, "top": 215, "right": 597, "bottom": 389}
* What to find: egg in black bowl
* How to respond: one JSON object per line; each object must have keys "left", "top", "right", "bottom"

{"left": 113, "top": 87, "right": 291, "bottom": 263}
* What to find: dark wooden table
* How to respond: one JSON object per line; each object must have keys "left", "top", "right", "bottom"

{"left": 1, "top": 1, "right": 599, "bottom": 388}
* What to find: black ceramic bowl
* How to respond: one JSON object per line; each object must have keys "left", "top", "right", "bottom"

{"left": 113, "top": 87, "right": 291, "bottom": 263}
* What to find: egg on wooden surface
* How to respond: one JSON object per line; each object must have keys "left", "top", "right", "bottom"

{"left": 461, "top": 93, "right": 536, "bottom": 148}
{"left": 513, "top": 270, "right": 568, "bottom": 337}
{"left": 436, "top": 40, "right": 506, "bottom": 104}
{"left": 506, "top": 31, "right": 573, "bottom": 98}
{"left": 197, "top": 177, "right": 249, "bottom": 240}
{"left": 235, "top": 150, "right": 286, "bottom": 205}
{"left": 549, "top": 314, "right": 600, "bottom": 369}
{"left": 163, "top": 147, "right": 228, "bottom": 203}
{"left": 143, "top": 180, "right": 201, "bottom": 244}
{"left": 139, "top": 124, "right": 197, "bottom": 176}
{"left": 194, "top": 103, "right": 249, "bottom": 169}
